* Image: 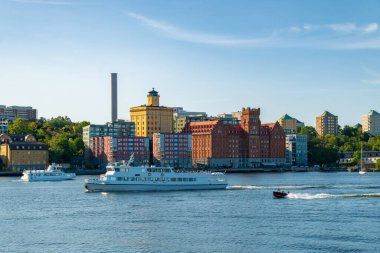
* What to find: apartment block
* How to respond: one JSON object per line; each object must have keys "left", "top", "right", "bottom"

{"left": 90, "top": 136, "right": 149, "bottom": 167}
{"left": 362, "top": 110, "right": 380, "bottom": 136}
{"left": 153, "top": 133, "right": 192, "bottom": 168}
{"left": 83, "top": 120, "right": 135, "bottom": 148}
{"left": 0, "top": 105, "right": 37, "bottom": 121}
{"left": 286, "top": 134, "right": 308, "bottom": 166}
{"left": 316, "top": 111, "right": 338, "bottom": 136}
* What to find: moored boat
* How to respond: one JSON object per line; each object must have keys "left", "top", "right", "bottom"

{"left": 84, "top": 156, "right": 228, "bottom": 192}
{"left": 21, "top": 163, "right": 76, "bottom": 182}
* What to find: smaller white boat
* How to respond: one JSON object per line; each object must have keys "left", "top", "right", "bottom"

{"left": 21, "top": 163, "right": 76, "bottom": 182}
{"left": 358, "top": 143, "right": 367, "bottom": 175}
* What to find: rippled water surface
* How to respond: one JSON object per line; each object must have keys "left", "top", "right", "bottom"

{"left": 1, "top": 172, "right": 380, "bottom": 253}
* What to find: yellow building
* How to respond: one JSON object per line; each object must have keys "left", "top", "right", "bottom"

{"left": 277, "top": 114, "right": 297, "bottom": 134}
{"left": 316, "top": 111, "right": 338, "bottom": 136}
{"left": 130, "top": 89, "right": 174, "bottom": 139}
{"left": 0, "top": 134, "right": 49, "bottom": 171}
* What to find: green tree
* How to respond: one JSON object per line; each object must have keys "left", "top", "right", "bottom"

{"left": 8, "top": 118, "right": 31, "bottom": 134}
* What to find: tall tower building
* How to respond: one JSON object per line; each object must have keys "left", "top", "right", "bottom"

{"left": 362, "top": 110, "right": 380, "bottom": 136}
{"left": 241, "top": 107, "right": 261, "bottom": 159}
{"left": 111, "top": 73, "right": 117, "bottom": 122}
{"left": 316, "top": 111, "right": 338, "bottom": 136}
{"left": 130, "top": 89, "right": 174, "bottom": 140}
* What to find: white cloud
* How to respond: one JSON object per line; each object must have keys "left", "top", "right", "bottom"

{"left": 364, "top": 23, "right": 378, "bottom": 33}
{"left": 11, "top": 0, "right": 76, "bottom": 5}
{"left": 361, "top": 79, "right": 380, "bottom": 84}
{"left": 361, "top": 68, "right": 380, "bottom": 84}
{"left": 328, "top": 23, "right": 357, "bottom": 33}
{"left": 126, "top": 11, "right": 270, "bottom": 46}
{"left": 289, "top": 26, "right": 301, "bottom": 33}
{"left": 126, "top": 11, "right": 380, "bottom": 50}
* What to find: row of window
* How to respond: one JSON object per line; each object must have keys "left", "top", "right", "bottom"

{"left": 112, "top": 177, "right": 197, "bottom": 182}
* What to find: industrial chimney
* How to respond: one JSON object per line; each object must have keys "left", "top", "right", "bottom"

{"left": 111, "top": 73, "right": 117, "bottom": 122}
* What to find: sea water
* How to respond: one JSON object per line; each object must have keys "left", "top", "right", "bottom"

{"left": 1, "top": 172, "right": 379, "bottom": 253}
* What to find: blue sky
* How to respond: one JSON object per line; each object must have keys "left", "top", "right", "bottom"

{"left": 1, "top": 0, "right": 380, "bottom": 126}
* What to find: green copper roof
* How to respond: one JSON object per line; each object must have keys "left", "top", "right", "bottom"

{"left": 321, "top": 111, "right": 336, "bottom": 117}
{"left": 368, "top": 110, "right": 380, "bottom": 116}
{"left": 280, "top": 114, "right": 294, "bottom": 120}
{"left": 148, "top": 88, "right": 159, "bottom": 96}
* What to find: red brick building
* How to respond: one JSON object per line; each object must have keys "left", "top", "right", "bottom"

{"left": 183, "top": 107, "right": 285, "bottom": 168}
{"left": 153, "top": 133, "right": 192, "bottom": 168}
{"left": 90, "top": 136, "right": 149, "bottom": 167}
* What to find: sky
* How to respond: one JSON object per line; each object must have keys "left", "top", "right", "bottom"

{"left": 1, "top": 0, "right": 380, "bottom": 126}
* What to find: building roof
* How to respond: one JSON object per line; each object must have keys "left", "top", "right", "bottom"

{"left": 148, "top": 88, "right": 159, "bottom": 96}
{"left": 279, "top": 114, "right": 294, "bottom": 120}
{"left": 7, "top": 142, "right": 48, "bottom": 150}
{"left": 320, "top": 111, "right": 336, "bottom": 117}
{"left": 188, "top": 120, "right": 219, "bottom": 126}
{"left": 262, "top": 123, "right": 276, "bottom": 129}
{"left": 368, "top": 110, "right": 380, "bottom": 116}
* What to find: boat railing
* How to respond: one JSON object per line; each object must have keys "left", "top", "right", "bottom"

{"left": 85, "top": 178, "right": 100, "bottom": 183}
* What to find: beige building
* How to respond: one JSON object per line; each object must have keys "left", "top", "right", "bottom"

{"left": 130, "top": 89, "right": 174, "bottom": 140}
{"left": 0, "top": 134, "right": 48, "bottom": 170}
{"left": 316, "top": 111, "right": 338, "bottom": 136}
{"left": 362, "top": 110, "right": 380, "bottom": 136}
{"left": 277, "top": 114, "right": 297, "bottom": 134}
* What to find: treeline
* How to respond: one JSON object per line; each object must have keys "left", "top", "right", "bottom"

{"left": 8, "top": 117, "right": 89, "bottom": 164}
{"left": 299, "top": 125, "right": 380, "bottom": 168}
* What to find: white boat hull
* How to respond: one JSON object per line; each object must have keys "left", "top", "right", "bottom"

{"left": 21, "top": 173, "right": 76, "bottom": 182}
{"left": 85, "top": 182, "right": 227, "bottom": 192}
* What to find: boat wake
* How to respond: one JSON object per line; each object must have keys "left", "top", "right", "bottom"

{"left": 228, "top": 184, "right": 380, "bottom": 190}
{"left": 287, "top": 192, "right": 380, "bottom": 199}
{"left": 228, "top": 185, "right": 331, "bottom": 190}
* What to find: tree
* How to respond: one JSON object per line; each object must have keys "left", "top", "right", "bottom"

{"left": 8, "top": 118, "right": 30, "bottom": 134}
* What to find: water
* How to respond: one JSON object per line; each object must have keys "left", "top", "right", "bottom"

{"left": 1, "top": 172, "right": 380, "bottom": 253}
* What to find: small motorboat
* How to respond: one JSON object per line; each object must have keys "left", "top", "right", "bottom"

{"left": 273, "top": 190, "right": 289, "bottom": 198}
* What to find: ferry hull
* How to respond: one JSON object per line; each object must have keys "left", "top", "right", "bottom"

{"left": 85, "top": 182, "right": 227, "bottom": 192}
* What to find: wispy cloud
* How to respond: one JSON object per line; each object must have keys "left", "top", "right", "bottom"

{"left": 290, "top": 22, "right": 378, "bottom": 34}
{"left": 126, "top": 11, "right": 380, "bottom": 50}
{"left": 361, "top": 68, "right": 380, "bottom": 84}
{"left": 126, "top": 12, "right": 271, "bottom": 46}
{"left": 11, "top": 0, "right": 77, "bottom": 5}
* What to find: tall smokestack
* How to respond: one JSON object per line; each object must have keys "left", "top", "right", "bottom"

{"left": 111, "top": 73, "right": 117, "bottom": 122}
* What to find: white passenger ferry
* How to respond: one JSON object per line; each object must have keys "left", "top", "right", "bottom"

{"left": 84, "top": 157, "right": 227, "bottom": 192}
{"left": 21, "top": 163, "right": 76, "bottom": 182}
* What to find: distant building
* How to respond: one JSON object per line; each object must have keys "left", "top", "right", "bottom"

{"left": 153, "top": 133, "right": 192, "bottom": 168}
{"left": 286, "top": 134, "right": 308, "bottom": 166}
{"left": 174, "top": 115, "right": 209, "bottom": 133}
{"left": 277, "top": 114, "right": 297, "bottom": 134}
{"left": 0, "top": 115, "right": 15, "bottom": 133}
{"left": 183, "top": 107, "right": 286, "bottom": 168}
{"left": 90, "top": 136, "right": 149, "bottom": 168}
{"left": 130, "top": 89, "right": 174, "bottom": 140}
{"left": 173, "top": 107, "right": 207, "bottom": 133}
{"left": 0, "top": 134, "right": 48, "bottom": 170}
{"left": 173, "top": 107, "right": 207, "bottom": 118}
{"left": 210, "top": 113, "right": 241, "bottom": 125}
{"left": 362, "top": 110, "right": 380, "bottom": 136}
{"left": 277, "top": 114, "right": 305, "bottom": 134}
{"left": 0, "top": 105, "right": 37, "bottom": 121}
{"left": 316, "top": 111, "right": 338, "bottom": 136}
{"left": 339, "top": 151, "right": 380, "bottom": 168}
{"left": 83, "top": 120, "right": 135, "bottom": 148}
